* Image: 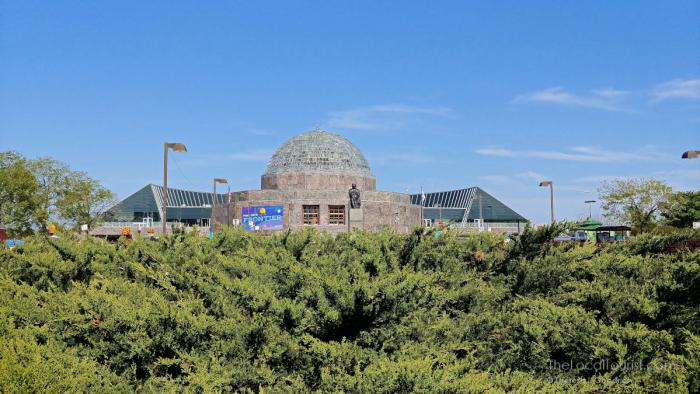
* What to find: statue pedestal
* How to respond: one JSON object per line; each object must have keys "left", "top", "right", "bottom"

{"left": 348, "top": 208, "right": 363, "bottom": 230}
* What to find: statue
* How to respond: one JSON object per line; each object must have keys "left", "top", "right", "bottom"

{"left": 349, "top": 183, "right": 361, "bottom": 209}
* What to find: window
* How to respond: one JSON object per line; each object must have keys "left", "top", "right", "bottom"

{"left": 329, "top": 205, "right": 345, "bottom": 225}
{"left": 303, "top": 205, "right": 319, "bottom": 225}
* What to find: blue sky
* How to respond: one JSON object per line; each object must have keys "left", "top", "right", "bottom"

{"left": 1, "top": 1, "right": 698, "bottom": 224}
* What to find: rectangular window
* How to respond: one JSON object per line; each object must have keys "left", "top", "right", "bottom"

{"left": 303, "top": 205, "right": 320, "bottom": 225}
{"left": 328, "top": 205, "right": 345, "bottom": 225}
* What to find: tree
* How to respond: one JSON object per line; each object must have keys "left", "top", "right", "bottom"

{"left": 598, "top": 178, "right": 673, "bottom": 233}
{"left": 26, "top": 157, "right": 71, "bottom": 228}
{"left": 661, "top": 191, "right": 700, "bottom": 228}
{"left": 0, "top": 151, "right": 117, "bottom": 234}
{"left": 0, "top": 151, "right": 41, "bottom": 236}
{"left": 55, "top": 172, "right": 117, "bottom": 229}
{"left": 26, "top": 155, "right": 116, "bottom": 229}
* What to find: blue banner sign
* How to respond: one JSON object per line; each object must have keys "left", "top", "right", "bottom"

{"left": 242, "top": 205, "right": 284, "bottom": 231}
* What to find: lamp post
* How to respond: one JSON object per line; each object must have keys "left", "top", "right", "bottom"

{"left": 584, "top": 200, "right": 596, "bottom": 218}
{"left": 163, "top": 142, "right": 187, "bottom": 234}
{"left": 539, "top": 181, "right": 555, "bottom": 224}
{"left": 478, "top": 192, "right": 483, "bottom": 228}
{"left": 212, "top": 178, "right": 228, "bottom": 232}
{"left": 226, "top": 184, "right": 231, "bottom": 228}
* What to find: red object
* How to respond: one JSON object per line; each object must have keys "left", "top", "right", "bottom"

{"left": 0, "top": 228, "right": 6, "bottom": 243}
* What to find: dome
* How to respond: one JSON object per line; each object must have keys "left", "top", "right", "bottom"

{"left": 265, "top": 130, "right": 372, "bottom": 176}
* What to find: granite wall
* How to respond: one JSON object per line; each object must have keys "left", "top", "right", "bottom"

{"left": 212, "top": 189, "right": 421, "bottom": 234}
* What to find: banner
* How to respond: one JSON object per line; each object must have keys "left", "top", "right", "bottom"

{"left": 242, "top": 205, "right": 284, "bottom": 231}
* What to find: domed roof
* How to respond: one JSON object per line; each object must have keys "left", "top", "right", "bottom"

{"left": 265, "top": 130, "right": 372, "bottom": 176}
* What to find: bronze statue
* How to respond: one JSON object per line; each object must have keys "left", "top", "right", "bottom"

{"left": 349, "top": 183, "right": 361, "bottom": 208}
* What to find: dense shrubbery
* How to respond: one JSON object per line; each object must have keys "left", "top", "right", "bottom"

{"left": 1, "top": 226, "right": 699, "bottom": 393}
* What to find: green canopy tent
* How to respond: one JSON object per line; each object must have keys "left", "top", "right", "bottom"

{"left": 573, "top": 219, "right": 631, "bottom": 243}
{"left": 575, "top": 218, "right": 603, "bottom": 231}
{"left": 574, "top": 218, "right": 603, "bottom": 241}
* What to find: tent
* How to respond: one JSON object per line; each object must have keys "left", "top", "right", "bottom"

{"left": 575, "top": 218, "right": 603, "bottom": 231}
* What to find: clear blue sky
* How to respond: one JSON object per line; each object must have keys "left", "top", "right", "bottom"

{"left": 1, "top": 1, "right": 698, "bottom": 224}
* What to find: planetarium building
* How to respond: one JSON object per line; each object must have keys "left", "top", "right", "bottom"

{"left": 104, "top": 129, "right": 527, "bottom": 235}
{"left": 216, "top": 130, "right": 421, "bottom": 233}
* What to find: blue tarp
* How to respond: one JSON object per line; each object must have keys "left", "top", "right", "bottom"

{"left": 5, "top": 239, "right": 24, "bottom": 247}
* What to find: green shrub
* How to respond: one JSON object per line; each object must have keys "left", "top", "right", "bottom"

{"left": 0, "top": 227, "right": 697, "bottom": 391}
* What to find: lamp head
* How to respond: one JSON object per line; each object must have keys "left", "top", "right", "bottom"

{"left": 585, "top": 200, "right": 596, "bottom": 204}
{"left": 539, "top": 181, "right": 552, "bottom": 187}
{"left": 214, "top": 178, "right": 228, "bottom": 184}
{"left": 166, "top": 143, "right": 187, "bottom": 152}
{"left": 682, "top": 150, "right": 699, "bottom": 159}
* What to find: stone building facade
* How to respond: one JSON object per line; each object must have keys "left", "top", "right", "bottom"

{"left": 213, "top": 130, "right": 421, "bottom": 234}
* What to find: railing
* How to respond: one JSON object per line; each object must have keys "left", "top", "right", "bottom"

{"left": 100, "top": 221, "right": 151, "bottom": 228}
{"left": 459, "top": 222, "right": 524, "bottom": 228}
{"left": 451, "top": 221, "right": 525, "bottom": 233}
{"left": 96, "top": 222, "right": 210, "bottom": 234}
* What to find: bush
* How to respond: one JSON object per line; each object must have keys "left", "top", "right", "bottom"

{"left": 0, "top": 227, "right": 698, "bottom": 392}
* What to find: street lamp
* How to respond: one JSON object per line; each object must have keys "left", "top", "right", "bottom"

{"left": 226, "top": 184, "right": 231, "bottom": 228}
{"left": 212, "top": 178, "right": 228, "bottom": 232}
{"left": 163, "top": 142, "right": 187, "bottom": 234}
{"left": 478, "top": 191, "right": 483, "bottom": 228}
{"left": 584, "top": 200, "right": 596, "bottom": 218}
{"left": 681, "top": 150, "right": 699, "bottom": 159}
{"left": 539, "top": 181, "right": 555, "bottom": 224}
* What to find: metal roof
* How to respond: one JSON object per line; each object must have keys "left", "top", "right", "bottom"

{"left": 410, "top": 187, "right": 528, "bottom": 222}
{"left": 106, "top": 184, "right": 227, "bottom": 222}
{"left": 150, "top": 184, "right": 226, "bottom": 209}
{"left": 410, "top": 187, "right": 477, "bottom": 208}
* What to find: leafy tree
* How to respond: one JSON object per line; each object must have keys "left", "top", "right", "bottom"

{"left": 0, "top": 151, "right": 41, "bottom": 236}
{"left": 55, "top": 172, "right": 116, "bottom": 229}
{"left": 662, "top": 191, "right": 700, "bottom": 228}
{"left": 0, "top": 151, "right": 117, "bottom": 233}
{"left": 598, "top": 178, "right": 673, "bottom": 233}
{"left": 26, "top": 157, "right": 72, "bottom": 228}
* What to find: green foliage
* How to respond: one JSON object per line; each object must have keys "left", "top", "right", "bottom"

{"left": 26, "top": 156, "right": 73, "bottom": 228}
{"left": 0, "top": 227, "right": 698, "bottom": 392}
{"left": 598, "top": 177, "right": 674, "bottom": 233}
{"left": 55, "top": 172, "right": 115, "bottom": 228}
{"left": 662, "top": 191, "right": 700, "bottom": 229}
{"left": 0, "top": 151, "right": 41, "bottom": 237}
{"left": 0, "top": 151, "right": 116, "bottom": 234}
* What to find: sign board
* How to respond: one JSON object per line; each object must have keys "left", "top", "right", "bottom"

{"left": 694, "top": 222, "right": 700, "bottom": 229}
{"left": 242, "top": 205, "right": 284, "bottom": 231}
